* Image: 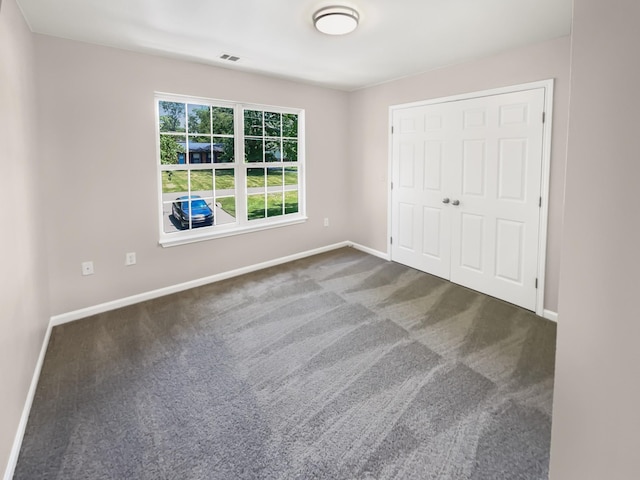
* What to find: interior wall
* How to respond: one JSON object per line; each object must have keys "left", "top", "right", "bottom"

{"left": 348, "top": 36, "right": 571, "bottom": 313}
{"left": 35, "top": 36, "right": 351, "bottom": 316}
{"left": 0, "top": 0, "right": 50, "bottom": 474}
{"left": 550, "top": 1, "right": 640, "bottom": 478}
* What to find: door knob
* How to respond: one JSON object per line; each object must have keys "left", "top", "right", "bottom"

{"left": 442, "top": 198, "right": 450, "bottom": 204}
{"left": 452, "top": 199, "right": 460, "bottom": 206}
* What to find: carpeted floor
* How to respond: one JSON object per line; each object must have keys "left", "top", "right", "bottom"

{"left": 14, "top": 247, "right": 556, "bottom": 479}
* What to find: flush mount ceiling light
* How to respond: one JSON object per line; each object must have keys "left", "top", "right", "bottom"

{"left": 313, "top": 6, "right": 359, "bottom": 35}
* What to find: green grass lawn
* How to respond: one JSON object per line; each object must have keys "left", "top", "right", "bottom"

{"left": 163, "top": 168, "right": 297, "bottom": 193}
{"left": 217, "top": 191, "right": 298, "bottom": 220}
{"left": 217, "top": 197, "right": 236, "bottom": 217}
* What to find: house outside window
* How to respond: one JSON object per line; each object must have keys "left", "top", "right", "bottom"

{"left": 156, "top": 94, "right": 305, "bottom": 246}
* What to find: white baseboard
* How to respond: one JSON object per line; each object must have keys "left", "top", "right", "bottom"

{"left": 348, "top": 242, "right": 390, "bottom": 261}
{"left": 51, "top": 241, "right": 351, "bottom": 326}
{"left": 543, "top": 309, "right": 558, "bottom": 322}
{"left": 3, "top": 322, "right": 53, "bottom": 480}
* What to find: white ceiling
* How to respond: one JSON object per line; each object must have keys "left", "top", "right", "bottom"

{"left": 16, "top": 0, "right": 572, "bottom": 91}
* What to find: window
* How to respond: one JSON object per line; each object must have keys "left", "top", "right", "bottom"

{"left": 156, "top": 94, "right": 305, "bottom": 246}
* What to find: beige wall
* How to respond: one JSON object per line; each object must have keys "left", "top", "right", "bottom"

{"left": 0, "top": 0, "right": 50, "bottom": 474}
{"left": 550, "top": 1, "right": 640, "bottom": 478}
{"left": 348, "top": 36, "right": 571, "bottom": 313}
{"left": 35, "top": 37, "right": 351, "bottom": 315}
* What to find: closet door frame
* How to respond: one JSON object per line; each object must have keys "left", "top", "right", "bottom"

{"left": 387, "top": 79, "right": 554, "bottom": 317}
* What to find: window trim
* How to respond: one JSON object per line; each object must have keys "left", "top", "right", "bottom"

{"left": 155, "top": 92, "right": 306, "bottom": 247}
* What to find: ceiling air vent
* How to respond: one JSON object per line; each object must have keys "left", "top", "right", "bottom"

{"left": 220, "top": 54, "right": 240, "bottom": 62}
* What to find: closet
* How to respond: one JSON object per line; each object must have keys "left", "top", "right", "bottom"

{"left": 390, "top": 84, "right": 550, "bottom": 311}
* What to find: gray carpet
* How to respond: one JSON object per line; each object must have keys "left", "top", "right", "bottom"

{"left": 14, "top": 248, "right": 556, "bottom": 479}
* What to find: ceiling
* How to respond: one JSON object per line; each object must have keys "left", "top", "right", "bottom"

{"left": 16, "top": 0, "right": 572, "bottom": 91}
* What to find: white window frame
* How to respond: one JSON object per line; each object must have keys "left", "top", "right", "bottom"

{"left": 155, "top": 93, "right": 306, "bottom": 247}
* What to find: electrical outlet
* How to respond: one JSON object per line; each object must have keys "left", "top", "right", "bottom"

{"left": 125, "top": 252, "right": 136, "bottom": 266}
{"left": 324, "top": 217, "right": 329, "bottom": 227}
{"left": 81, "top": 261, "right": 94, "bottom": 276}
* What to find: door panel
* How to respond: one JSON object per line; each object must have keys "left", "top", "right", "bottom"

{"left": 422, "top": 206, "right": 442, "bottom": 258}
{"left": 425, "top": 114, "right": 443, "bottom": 130}
{"left": 449, "top": 89, "right": 544, "bottom": 310}
{"left": 463, "top": 108, "right": 487, "bottom": 129}
{"left": 499, "top": 103, "right": 529, "bottom": 125}
{"left": 460, "top": 213, "right": 484, "bottom": 272}
{"left": 399, "top": 143, "right": 416, "bottom": 188}
{"left": 462, "top": 140, "right": 486, "bottom": 197}
{"left": 424, "top": 141, "right": 443, "bottom": 191}
{"left": 391, "top": 105, "right": 451, "bottom": 279}
{"left": 495, "top": 219, "right": 525, "bottom": 284}
{"left": 498, "top": 138, "right": 528, "bottom": 201}
{"left": 398, "top": 203, "right": 415, "bottom": 249}
{"left": 391, "top": 87, "right": 545, "bottom": 311}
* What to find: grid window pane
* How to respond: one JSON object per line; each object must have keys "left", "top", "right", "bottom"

{"left": 163, "top": 202, "right": 182, "bottom": 233}
{"left": 160, "top": 135, "right": 186, "bottom": 165}
{"left": 285, "top": 190, "right": 299, "bottom": 214}
{"left": 265, "top": 112, "right": 281, "bottom": 137}
{"left": 284, "top": 167, "right": 297, "bottom": 186}
{"left": 159, "top": 101, "right": 186, "bottom": 133}
{"left": 283, "top": 140, "right": 297, "bottom": 162}
{"left": 212, "top": 106, "right": 234, "bottom": 135}
{"left": 215, "top": 168, "right": 235, "bottom": 190}
{"left": 245, "top": 139, "right": 263, "bottom": 162}
{"left": 188, "top": 136, "right": 212, "bottom": 164}
{"left": 190, "top": 170, "right": 213, "bottom": 198}
{"left": 244, "top": 110, "right": 263, "bottom": 136}
{"left": 162, "top": 170, "right": 188, "bottom": 195}
{"left": 187, "top": 104, "right": 211, "bottom": 134}
{"left": 267, "top": 167, "right": 284, "bottom": 187}
{"left": 215, "top": 168, "right": 236, "bottom": 225}
{"left": 265, "top": 140, "right": 281, "bottom": 162}
{"left": 267, "top": 192, "right": 284, "bottom": 217}
{"left": 216, "top": 195, "right": 236, "bottom": 224}
{"left": 213, "top": 137, "right": 234, "bottom": 163}
{"left": 247, "top": 168, "right": 265, "bottom": 188}
{"left": 247, "top": 194, "right": 266, "bottom": 220}
{"left": 282, "top": 113, "right": 298, "bottom": 138}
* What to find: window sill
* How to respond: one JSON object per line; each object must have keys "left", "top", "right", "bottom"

{"left": 159, "top": 215, "right": 308, "bottom": 247}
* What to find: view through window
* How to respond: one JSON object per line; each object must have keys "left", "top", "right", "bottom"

{"left": 156, "top": 95, "right": 304, "bottom": 242}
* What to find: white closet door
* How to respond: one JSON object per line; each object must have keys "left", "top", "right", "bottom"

{"left": 448, "top": 89, "right": 545, "bottom": 310}
{"left": 391, "top": 87, "right": 546, "bottom": 311}
{"left": 391, "top": 104, "right": 452, "bottom": 279}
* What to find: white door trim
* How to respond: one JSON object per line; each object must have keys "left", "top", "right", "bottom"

{"left": 387, "top": 79, "right": 554, "bottom": 317}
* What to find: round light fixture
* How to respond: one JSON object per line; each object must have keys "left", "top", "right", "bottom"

{"left": 313, "top": 6, "right": 359, "bottom": 35}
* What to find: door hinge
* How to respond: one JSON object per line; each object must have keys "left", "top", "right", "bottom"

{"left": 391, "top": 181, "right": 394, "bottom": 190}
{"left": 539, "top": 196, "right": 542, "bottom": 208}
{"left": 391, "top": 126, "right": 394, "bottom": 134}
{"left": 535, "top": 278, "right": 538, "bottom": 289}
{"left": 542, "top": 112, "right": 546, "bottom": 123}
{"left": 390, "top": 237, "right": 393, "bottom": 245}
